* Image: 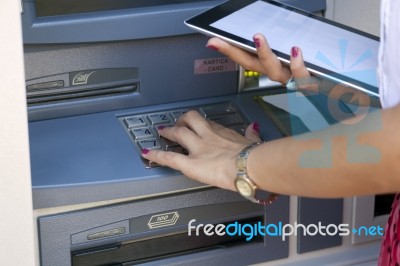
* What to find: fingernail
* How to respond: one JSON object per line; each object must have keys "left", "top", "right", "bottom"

{"left": 206, "top": 44, "right": 219, "bottom": 51}
{"left": 253, "top": 37, "right": 261, "bottom": 48}
{"left": 252, "top": 121, "right": 261, "bottom": 134}
{"left": 141, "top": 149, "right": 150, "bottom": 155}
{"left": 158, "top": 125, "right": 166, "bottom": 131}
{"left": 291, "top": 47, "right": 299, "bottom": 58}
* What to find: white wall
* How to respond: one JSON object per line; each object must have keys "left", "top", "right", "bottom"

{"left": 0, "top": 0, "right": 35, "bottom": 265}
{"left": 326, "top": 0, "right": 381, "bottom": 36}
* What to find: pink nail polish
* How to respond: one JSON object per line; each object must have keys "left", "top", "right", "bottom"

{"left": 158, "top": 125, "right": 166, "bottom": 131}
{"left": 291, "top": 47, "right": 299, "bottom": 58}
{"left": 207, "top": 44, "right": 219, "bottom": 51}
{"left": 253, "top": 37, "right": 261, "bottom": 48}
{"left": 141, "top": 149, "right": 150, "bottom": 155}
{"left": 252, "top": 121, "right": 261, "bottom": 134}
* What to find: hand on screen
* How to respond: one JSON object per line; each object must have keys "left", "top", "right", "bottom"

{"left": 141, "top": 110, "right": 261, "bottom": 191}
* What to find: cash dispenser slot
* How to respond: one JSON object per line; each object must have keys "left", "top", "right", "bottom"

{"left": 71, "top": 217, "right": 263, "bottom": 266}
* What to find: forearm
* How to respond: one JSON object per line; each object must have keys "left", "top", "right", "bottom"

{"left": 247, "top": 105, "right": 400, "bottom": 198}
{"left": 297, "top": 78, "right": 381, "bottom": 108}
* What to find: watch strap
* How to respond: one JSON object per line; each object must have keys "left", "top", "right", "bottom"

{"left": 236, "top": 142, "right": 278, "bottom": 205}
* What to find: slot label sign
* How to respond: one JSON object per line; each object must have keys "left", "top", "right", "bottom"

{"left": 147, "top": 211, "right": 180, "bottom": 229}
{"left": 194, "top": 57, "right": 237, "bottom": 74}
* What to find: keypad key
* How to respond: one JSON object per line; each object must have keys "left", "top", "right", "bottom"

{"left": 170, "top": 110, "right": 188, "bottom": 122}
{"left": 230, "top": 124, "right": 248, "bottom": 136}
{"left": 153, "top": 124, "right": 172, "bottom": 137}
{"left": 208, "top": 114, "right": 243, "bottom": 126}
{"left": 166, "top": 146, "right": 189, "bottom": 155}
{"left": 130, "top": 127, "right": 154, "bottom": 140}
{"left": 147, "top": 113, "right": 172, "bottom": 125}
{"left": 142, "top": 158, "right": 161, "bottom": 169}
{"left": 124, "top": 116, "right": 146, "bottom": 128}
{"left": 137, "top": 139, "right": 161, "bottom": 150}
{"left": 160, "top": 137, "right": 180, "bottom": 149}
{"left": 200, "top": 103, "right": 236, "bottom": 118}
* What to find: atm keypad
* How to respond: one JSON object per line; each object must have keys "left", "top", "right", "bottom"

{"left": 118, "top": 102, "right": 249, "bottom": 168}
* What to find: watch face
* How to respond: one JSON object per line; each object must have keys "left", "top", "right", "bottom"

{"left": 235, "top": 179, "right": 253, "bottom": 197}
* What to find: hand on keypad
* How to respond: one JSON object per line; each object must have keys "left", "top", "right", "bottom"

{"left": 136, "top": 103, "right": 262, "bottom": 191}
{"left": 119, "top": 102, "right": 252, "bottom": 169}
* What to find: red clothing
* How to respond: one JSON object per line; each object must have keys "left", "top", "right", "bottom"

{"left": 379, "top": 194, "right": 400, "bottom": 265}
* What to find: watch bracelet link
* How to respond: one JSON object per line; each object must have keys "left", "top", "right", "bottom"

{"left": 236, "top": 142, "right": 279, "bottom": 205}
{"left": 236, "top": 142, "right": 261, "bottom": 173}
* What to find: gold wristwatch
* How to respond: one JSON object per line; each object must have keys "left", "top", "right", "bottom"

{"left": 234, "top": 142, "right": 278, "bottom": 205}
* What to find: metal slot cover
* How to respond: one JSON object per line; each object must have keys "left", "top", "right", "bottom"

{"left": 26, "top": 68, "right": 139, "bottom": 105}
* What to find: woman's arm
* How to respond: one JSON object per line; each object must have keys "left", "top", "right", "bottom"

{"left": 142, "top": 105, "right": 400, "bottom": 198}
{"left": 142, "top": 33, "right": 400, "bottom": 198}
{"left": 247, "top": 105, "right": 400, "bottom": 198}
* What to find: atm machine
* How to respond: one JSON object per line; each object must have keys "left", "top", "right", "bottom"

{"left": 21, "top": 0, "right": 384, "bottom": 265}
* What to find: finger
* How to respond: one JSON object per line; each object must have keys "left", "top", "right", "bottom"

{"left": 289, "top": 46, "right": 321, "bottom": 93}
{"left": 245, "top": 122, "right": 262, "bottom": 142}
{"left": 141, "top": 149, "right": 189, "bottom": 172}
{"left": 174, "top": 110, "right": 211, "bottom": 137}
{"left": 253, "top": 33, "right": 292, "bottom": 84}
{"left": 208, "top": 120, "right": 245, "bottom": 141}
{"left": 208, "top": 120, "right": 225, "bottom": 131}
{"left": 206, "top": 38, "right": 265, "bottom": 73}
{"left": 290, "top": 46, "right": 310, "bottom": 79}
{"left": 158, "top": 125, "right": 200, "bottom": 151}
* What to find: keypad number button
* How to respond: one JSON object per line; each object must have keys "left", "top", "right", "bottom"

{"left": 208, "top": 114, "right": 243, "bottom": 127}
{"left": 124, "top": 116, "right": 146, "bottom": 128}
{"left": 200, "top": 103, "right": 236, "bottom": 118}
{"left": 230, "top": 124, "right": 248, "bottom": 136}
{"left": 148, "top": 113, "right": 172, "bottom": 125}
{"left": 130, "top": 127, "right": 154, "bottom": 140}
{"left": 137, "top": 139, "right": 161, "bottom": 150}
{"left": 170, "top": 110, "right": 187, "bottom": 122}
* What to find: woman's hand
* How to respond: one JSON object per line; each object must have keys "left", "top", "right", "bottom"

{"left": 142, "top": 34, "right": 313, "bottom": 190}
{"left": 207, "top": 34, "right": 375, "bottom": 106}
{"left": 141, "top": 110, "right": 262, "bottom": 191}
{"left": 207, "top": 34, "right": 311, "bottom": 86}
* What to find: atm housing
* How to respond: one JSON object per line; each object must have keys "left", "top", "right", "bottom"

{"left": 22, "top": 0, "right": 380, "bottom": 265}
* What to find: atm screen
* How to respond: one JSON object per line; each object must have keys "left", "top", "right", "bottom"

{"left": 35, "top": 0, "right": 211, "bottom": 17}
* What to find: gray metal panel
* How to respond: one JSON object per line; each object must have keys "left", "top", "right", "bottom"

{"left": 25, "top": 34, "right": 238, "bottom": 121}
{"left": 38, "top": 189, "right": 290, "bottom": 266}
{"left": 22, "top": 0, "right": 326, "bottom": 44}
{"left": 29, "top": 92, "right": 284, "bottom": 209}
{"left": 281, "top": 0, "right": 326, "bottom": 12}
{"left": 297, "top": 197, "right": 344, "bottom": 253}
{"left": 21, "top": 1, "right": 225, "bottom": 44}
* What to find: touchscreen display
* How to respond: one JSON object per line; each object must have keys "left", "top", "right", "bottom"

{"left": 209, "top": 1, "right": 379, "bottom": 92}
